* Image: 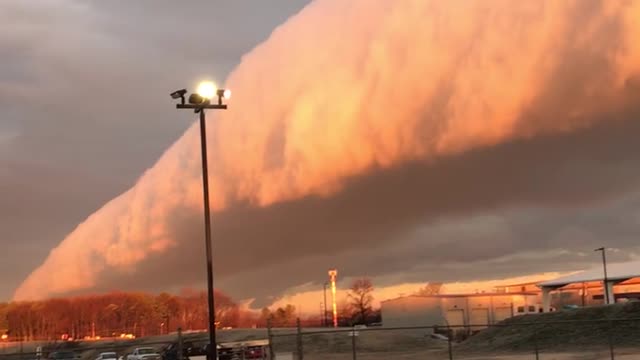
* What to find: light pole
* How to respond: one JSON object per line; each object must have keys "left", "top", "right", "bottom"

{"left": 171, "top": 83, "right": 231, "bottom": 360}
{"left": 328, "top": 269, "right": 338, "bottom": 328}
{"left": 594, "top": 247, "right": 610, "bottom": 305}
{"left": 323, "top": 282, "right": 328, "bottom": 327}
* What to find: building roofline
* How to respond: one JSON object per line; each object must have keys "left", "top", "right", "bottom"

{"left": 539, "top": 275, "right": 636, "bottom": 288}
{"left": 381, "top": 292, "right": 538, "bottom": 303}
{"left": 537, "top": 260, "right": 640, "bottom": 288}
{"left": 496, "top": 280, "right": 547, "bottom": 287}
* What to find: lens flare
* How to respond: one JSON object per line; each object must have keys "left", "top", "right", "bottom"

{"left": 196, "top": 81, "right": 217, "bottom": 99}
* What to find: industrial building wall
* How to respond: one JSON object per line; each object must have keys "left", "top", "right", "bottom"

{"left": 440, "top": 297, "right": 468, "bottom": 327}
{"left": 468, "top": 296, "right": 498, "bottom": 328}
{"left": 490, "top": 294, "right": 516, "bottom": 322}
{"left": 552, "top": 289, "right": 585, "bottom": 308}
{"left": 381, "top": 296, "right": 444, "bottom": 328}
{"left": 550, "top": 284, "right": 640, "bottom": 308}
{"left": 382, "top": 294, "right": 541, "bottom": 329}
{"left": 503, "top": 284, "right": 540, "bottom": 293}
{"left": 512, "top": 294, "right": 542, "bottom": 315}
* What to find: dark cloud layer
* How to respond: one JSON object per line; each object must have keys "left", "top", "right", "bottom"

{"left": 6, "top": 0, "right": 640, "bottom": 305}
{"left": 89, "top": 101, "right": 640, "bottom": 306}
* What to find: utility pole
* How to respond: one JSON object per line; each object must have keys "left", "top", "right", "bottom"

{"left": 172, "top": 84, "right": 230, "bottom": 360}
{"left": 594, "top": 247, "right": 611, "bottom": 305}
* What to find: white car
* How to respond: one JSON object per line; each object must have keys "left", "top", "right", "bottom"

{"left": 126, "top": 348, "right": 160, "bottom": 360}
{"left": 96, "top": 353, "right": 117, "bottom": 360}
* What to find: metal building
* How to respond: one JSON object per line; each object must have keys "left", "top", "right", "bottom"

{"left": 538, "top": 260, "right": 640, "bottom": 312}
{"left": 380, "top": 292, "right": 539, "bottom": 330}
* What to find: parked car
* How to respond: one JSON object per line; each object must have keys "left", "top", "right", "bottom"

{"left": 96, "top": 352, "right": 118, "bottom": 360}
{"left": 162, "top": 341, "right": 206, "bottom": 360}
{"left": 219, "top": 345, "right": 265, "bottom": 360}
{"left": 127, "top": 348, "right": 161, "bottom": 360}
{"left": 161, "top": 343, "right": 181, "bottom": 360}
{"left": 204, "top": 341, "right": 268, "bottom": 360}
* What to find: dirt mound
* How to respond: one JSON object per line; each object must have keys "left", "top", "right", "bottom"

{"left": 458, "top": 302, "right": 640, "bottom": 353}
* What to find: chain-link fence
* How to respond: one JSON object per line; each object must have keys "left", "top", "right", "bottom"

{"left": 0, "top": 328, "right": 269, "bottom": 360}
{"left": 2, "top": 318, "right": 640, "bottom": 360}
{"left": 268, "top": 317, "right": 640, "bottom": 360}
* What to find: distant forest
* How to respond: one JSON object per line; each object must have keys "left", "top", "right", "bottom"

{"left": 1, "top": 278, "right": 384, "bottom": 341}
{"left": 0, "top": 290, "right": 255, "bottom": 341}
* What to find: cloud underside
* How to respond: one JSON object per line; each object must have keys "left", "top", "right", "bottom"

{"left": 13, "top": 0, "right": 640, "bottom": 304}
{"left": 88, "top": 104, "right": 640, "bottom": 305}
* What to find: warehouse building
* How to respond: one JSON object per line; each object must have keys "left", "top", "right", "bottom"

{"left": 381, "top": 292, "right": 539, "bottom": 330}
{"left": 539, "top": 260, "right": 640, "bottom": 312}
{"left": 381, "top": 261, "right": 640, "bottom": 330}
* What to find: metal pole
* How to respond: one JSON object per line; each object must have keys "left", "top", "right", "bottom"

{"left": 608, "top": 320, "right": 615, "bottom": 360}
{"left": 177, "top": 327, "right": 183, "bottom": 360}
{"left": 351, "top": 326, "right": 357, "bottom": 360}
{"left": 596, "top": 247, "right": 610, "bottom": 305}
{"left": 267, "top": 318, "right": 275, "bottom": 360}
{"left": 533, "top": 326, "right": 539, "bottom": 360}
{"left": 447, "top": 326, "right": 453, "bottom": 360}
{"left": 296, "top": 318, "right": 303, "bottom": 360}
{"left": 199, "top": 109, "right": 217, "bottom": 360}
{"left": 323, "top": 283, "right": 328, "bottom": 327}
{"left": 602, "top": 249, "right": 610, "bottom": 305}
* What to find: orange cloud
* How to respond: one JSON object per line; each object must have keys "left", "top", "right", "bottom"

{"left": 14, "top": 0, "right": 640, "bottom": 301}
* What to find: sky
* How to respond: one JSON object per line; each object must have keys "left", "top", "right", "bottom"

{"left": 0, "top": 0, "right": 311, "bottom": 300}
{"left": 3, "top": 0, "right": 640, "bottom": 310}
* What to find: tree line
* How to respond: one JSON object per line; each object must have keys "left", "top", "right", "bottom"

{"left": 0, "top": 277, "right": 402, "bottom": 341}
{"left": 0, "top": 289, "right": 253, "bottom": 341}
{"left": 259, "top": 278, "right": 383, "bottom": 328}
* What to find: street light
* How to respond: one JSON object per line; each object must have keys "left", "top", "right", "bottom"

{"left": 171, "top": 82, "right": 230, "bottom": 360}
{"left": 594, "top": 247, "right": 610, "bottom": 305}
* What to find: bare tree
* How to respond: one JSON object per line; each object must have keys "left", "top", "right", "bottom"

{"left": 414, "top": 282, "right": 444, "bottom": 296}
{"left": 348, "top": 278, "right": 374, "bottom": 325}
{"left": 0, "top": 289, "right": 248, "bottom": 340}
{"left": 260, "top": 304, "right": 297, "bottom": 327}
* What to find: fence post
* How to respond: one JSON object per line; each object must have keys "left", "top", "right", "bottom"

{"left": 296, "top": 318, "right": 304, "bottom": 360}
{"left": 608, "top": 320, "right": 615, "bottom": 360}
{"left": 447, "top": 326, "right": 453, "bottom": 360}
{"left": 267, "top": 318, "right": 275, "bottom": 359}
{"left": 177, "top": 327, "right": 183, "bottom": 360}
{"left": 533, "top": 326, "right": 539, "bottom": 360}
{"left": 351, "top": 326, "right": 357, "bottom": 360}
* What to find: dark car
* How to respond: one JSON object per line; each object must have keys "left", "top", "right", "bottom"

{"left": 240, "top": 346, "right": 264, "bottom": 360}
{"left": 162, "top": 342, "right": 206, "bottom": 360}
{"left": 206, "top": 343, "right": 265, "bottom": 360}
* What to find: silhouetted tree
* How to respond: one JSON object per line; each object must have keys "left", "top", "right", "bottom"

{"left": 414, "top": 282, "right": 444, "bottom": 296}
{"left": 348, "top": 278, "right": 374, "bottom": 325}
{"left": 260, "top": 304, "right": 297, "bottom": 327}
